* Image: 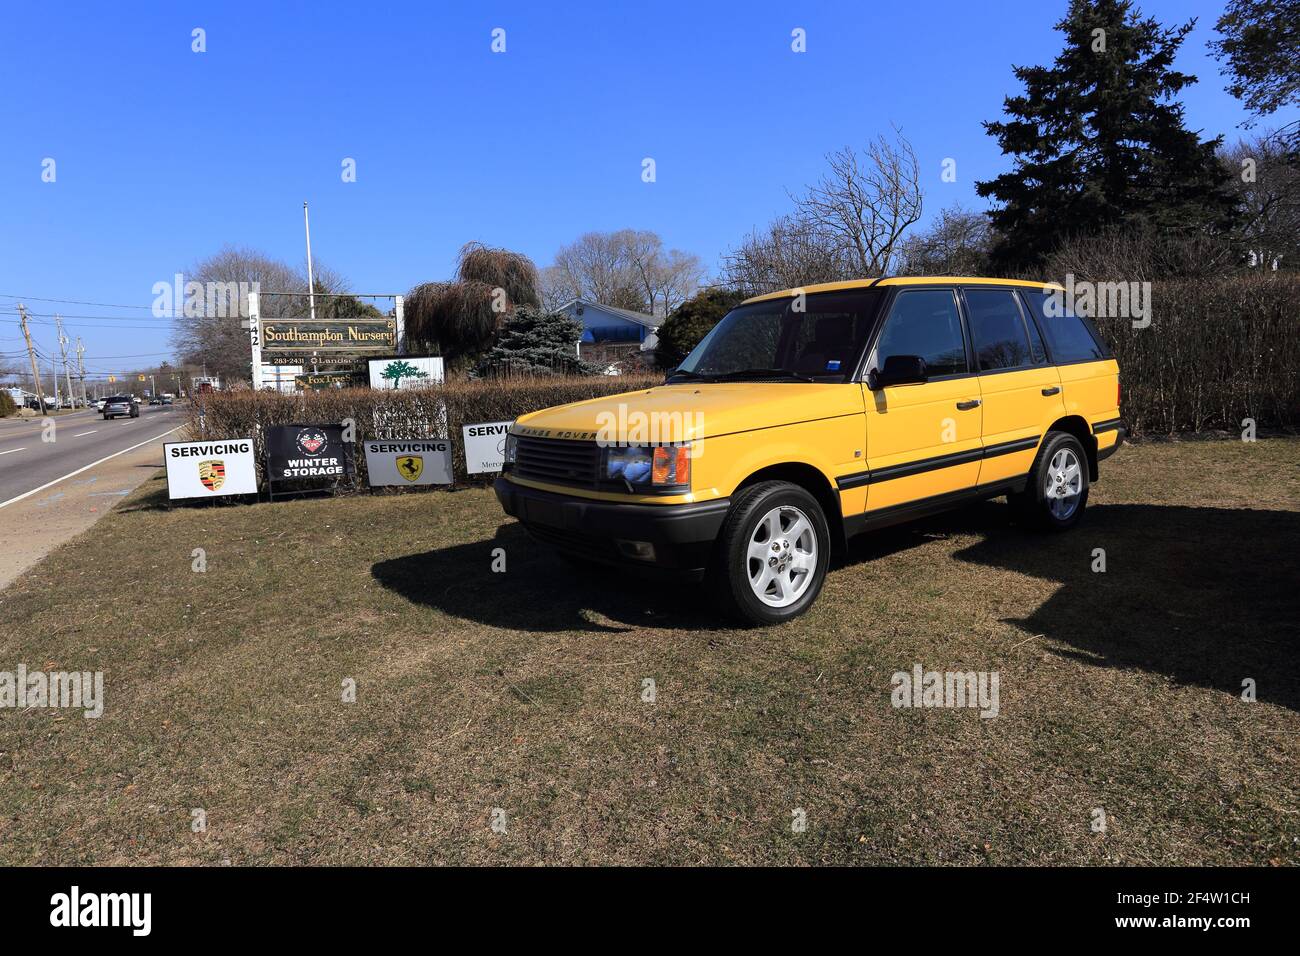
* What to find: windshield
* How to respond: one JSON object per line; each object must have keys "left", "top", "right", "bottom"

{"left": 673, "top": 289, "right": 884, "bottom": 383}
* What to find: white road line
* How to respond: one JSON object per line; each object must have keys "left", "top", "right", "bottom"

{"left": 0, "top": 426, "right": 183, "bottom": 510}
{"left": 73, "top": 430, "right": 98, "bottom": 437}
{"left": 0, "top": 448, "right": 27, "bottom": 456}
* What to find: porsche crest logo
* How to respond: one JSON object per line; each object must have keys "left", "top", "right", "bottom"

{"left": 396, "top": 455, "right": 423, "bottom": 482}
{"left": 198, "top": 460, "right": 226, "bottom": 492}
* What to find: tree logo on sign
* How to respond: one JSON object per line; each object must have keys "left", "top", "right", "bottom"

{"left": 381, "top": 360, "right": 429, "bottom": 389}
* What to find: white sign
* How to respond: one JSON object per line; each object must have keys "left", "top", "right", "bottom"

{"left": 164, "top": 439, "right": 258, "bottom": 499}
{"left": 368, "top": 356, "right": 444, "bottom": 390}
{"left": 462, "top": 420, "right": 513, "bottom": 474}
{"left": 364, "top": 439, "right": 453, "bottom": 486}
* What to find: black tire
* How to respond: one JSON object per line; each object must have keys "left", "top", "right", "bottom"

{"left": 708, "top": 480, "right": 831, "bottom": 626}
{"left": 1009, "top": 431, "right": 1089, "bottom": 531}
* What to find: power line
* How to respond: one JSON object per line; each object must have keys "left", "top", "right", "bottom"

{"left": 0, "top": 293, "right": 158, "bottom": 310}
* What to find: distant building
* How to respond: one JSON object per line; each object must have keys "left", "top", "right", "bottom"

{"left": 557, "top": 299, "right": 662, "bottom": 367}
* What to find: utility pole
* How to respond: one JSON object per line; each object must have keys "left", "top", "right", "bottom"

{"left": 55, "top": 314, "right": 76, "bottom": 408}
{"left": 304, "top": 201, "right": 317, "bottom": 320}
{"left": 50, "top": 356, "right": 60, "bottom": 407}
{"left": 76, "top": 337, "right": 88, "bottom": 406}
{"left": 16, "top": 304, "right": 47, "bottom": 412}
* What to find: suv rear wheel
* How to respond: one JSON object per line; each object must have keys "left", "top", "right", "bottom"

{"left": 710, "top": 480, "right": 830, "bottom": 626}
{"left": 1010, "top": 431, "right": 1089, "bottom": 531}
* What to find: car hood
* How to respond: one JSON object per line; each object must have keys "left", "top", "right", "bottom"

{"left": 512, "top": 382, "right": 864, "bottom": 443}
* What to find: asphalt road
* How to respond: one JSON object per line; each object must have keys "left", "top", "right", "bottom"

{"left": 0, "top": 404, "right": 187, "bottom": 505}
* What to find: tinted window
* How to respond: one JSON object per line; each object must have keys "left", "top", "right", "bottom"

{"left": 1020, "top": 290, "right": 1108, "bottom": 363}
{"left": 677, "top": 290, "right": 883, "bottom": 382}
{"left": 873, "top": 289, "right": 967, "bottom": 378}
{"left": 1024, "top": 306, "right": 1048, "bottom": 364}
{"left": 965, "top": 289, "right": 1032, "bottom": 371}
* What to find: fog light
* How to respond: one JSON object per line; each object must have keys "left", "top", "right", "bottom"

{"left": 616, "top": 539, "right": 656, "bottom": 561}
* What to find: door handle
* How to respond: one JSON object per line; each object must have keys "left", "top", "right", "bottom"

{"left": 956, "top": 399, "right": 981, "bottom": 410}
{"left": 1041, "top": 386, "right": 1061, "bottom": 396}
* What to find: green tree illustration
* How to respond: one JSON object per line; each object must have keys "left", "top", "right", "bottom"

{"left": 380, "top": 360, "right": 429, "bottom": 389}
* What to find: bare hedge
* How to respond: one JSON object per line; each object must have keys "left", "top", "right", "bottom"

{"left": 184, "top": 373, "right": 661, "bottom": 487}
{"left": 1094, "top": 274, "right": 1299, "bottom": 435}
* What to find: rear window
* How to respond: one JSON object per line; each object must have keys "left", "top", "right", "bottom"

{"left": 1020, "top": 289, "right": 1110, "bottom": 363}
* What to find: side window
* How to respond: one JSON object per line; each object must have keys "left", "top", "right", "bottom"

{"left": 965, "top": 289, "right": 1033, "bottom": 371}
{"left": 1024, "top": 304, "right": 1048, "bottom": 364}
{"left": 1020, "top": 290, "right": 1108, "bottom": 363}
{"left": 873, "top": 289, "right": 967, "bottom": 378}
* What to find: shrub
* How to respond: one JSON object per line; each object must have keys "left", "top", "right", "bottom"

{"left": 1095, "top": 273, "right": 1300, "bottom": 435}
{"left": 185, "top": 373, "right": 661, "bottom": 489}
{"left": 0, "top": 391, "right": 16, "bottom": 417}
{"left": 476, "top": 305, "right": 597, "bottom": 377}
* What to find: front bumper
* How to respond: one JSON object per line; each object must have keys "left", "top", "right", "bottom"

{"left": 494, "top": 478, "right": 730, "bottom": 575}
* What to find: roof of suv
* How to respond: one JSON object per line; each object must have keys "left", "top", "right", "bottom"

{"left": 741, "top": 276, "right": 1061, "bottom": 305}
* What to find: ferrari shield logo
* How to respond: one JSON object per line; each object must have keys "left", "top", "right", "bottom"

{"left": 396, "top": 455, "right": 423, "bottom": 482}
{"left": 198, "top": 460, "right": 226, "bottom": 491}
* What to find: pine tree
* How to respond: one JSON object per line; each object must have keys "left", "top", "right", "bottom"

{"left": 477, "top": 306, "right": 598, "bottom": 376}
{"left": 976, "top": 0, "right": 1238, "bottom": 270}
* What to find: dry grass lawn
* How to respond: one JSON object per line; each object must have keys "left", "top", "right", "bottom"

{"left": 1, "top": 436, "right": 1297, "bottom": 865}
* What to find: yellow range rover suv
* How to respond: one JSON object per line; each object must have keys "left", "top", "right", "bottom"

{"left": 495, "top": 278, "right": 1125, "bottom": 625}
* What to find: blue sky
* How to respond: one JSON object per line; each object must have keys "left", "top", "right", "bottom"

{"left": 0, "top": 0, "right": 1266, "bottom": 376}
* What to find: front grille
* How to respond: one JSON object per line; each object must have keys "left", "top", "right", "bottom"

{"left": 513, "top": 436, "right": 601, "bottom": 489}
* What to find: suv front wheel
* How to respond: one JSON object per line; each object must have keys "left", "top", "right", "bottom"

{"left": 710, "top": 480, "right": 830, "bottom": 626}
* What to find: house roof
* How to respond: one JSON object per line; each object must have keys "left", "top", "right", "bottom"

{"left": 558, "top": 298, "right": 663, "bottom": 329}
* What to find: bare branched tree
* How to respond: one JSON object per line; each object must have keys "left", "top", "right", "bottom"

{"left": 721, "top": 215, "right": 852, "bottom": 297}
{"left": 1221, "top": 133, "right": 1300, "bottom": 270}
{"left": 722, "top": 128, "right": 924, "bottom": 294}
{"left": 170, "top": 245, "right": 350, "bottom": 385}
{"left": 542, "top": 229, "right": 704, "bottom": 316}
{"left": 794, "top": 129, "right": 923, "bottom": 275}
{"left": 897, "top": 204, "right": 993, "bottom": 276}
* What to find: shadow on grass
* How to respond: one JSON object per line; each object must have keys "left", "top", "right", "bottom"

{"left": 374, "top": 503, "right": 1300, "bottom": 709}
{"left": 952, "top": 502, "right": 1299, "bottom": 712}
{"left": 371, "top": 522, "right": 727, "bottom": 634}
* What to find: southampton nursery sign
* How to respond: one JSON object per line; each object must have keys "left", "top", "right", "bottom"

{"left": 164, "top": 439, "right": 258, "bottom": 499}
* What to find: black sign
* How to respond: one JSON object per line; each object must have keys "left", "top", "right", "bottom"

{"left": 266, "top": 424, "right": 354, "bottom": 481}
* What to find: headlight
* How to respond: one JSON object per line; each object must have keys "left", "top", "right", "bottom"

{"left": 503, "top": 433, "right": 518, "bottom": 465}
{"left": 604, "top": 445, "right": 690, "bottom": 491}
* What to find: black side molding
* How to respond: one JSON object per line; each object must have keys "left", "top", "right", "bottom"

{"left": 836, "top": 435, "right": 1041, "bottom": 490}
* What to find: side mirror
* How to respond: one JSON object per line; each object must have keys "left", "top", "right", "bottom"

{"left": 868, "top": 355, "right": 928, "bottom": 390}
{"left": 664, "top": 366, "right": 677, "bottom": 383}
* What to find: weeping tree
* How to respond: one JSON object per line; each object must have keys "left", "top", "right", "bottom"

{"left": 404, "top": 242, "right": 541, "bottom": 369}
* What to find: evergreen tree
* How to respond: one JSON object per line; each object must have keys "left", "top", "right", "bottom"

{"left": 976, "top": 0, "right": 1238, "bottom": 270}
{"left": 654, "top": 288, "right": 745, "bottom": 369}
{"left": 476, "top": 306, "right": 598, "bottom": 376}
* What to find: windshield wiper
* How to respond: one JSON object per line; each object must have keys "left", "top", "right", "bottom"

{"left": 712, "top": 367, "right": 815, "bottom": 383}
{"left": 665, "top": 369, "right": 715, "bottom": 382}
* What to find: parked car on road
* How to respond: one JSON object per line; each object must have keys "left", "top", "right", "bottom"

{"left": 102, "top": 395, "right": 139, "bottom": 419}
{"left": 496, "top": 277, "right": 1124, "bottom": 624}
